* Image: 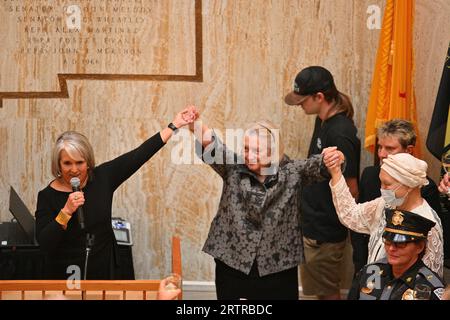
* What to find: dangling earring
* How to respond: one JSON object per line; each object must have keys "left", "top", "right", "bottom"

{"left": 57, "top": 171, "right": 62, "bottom": 178}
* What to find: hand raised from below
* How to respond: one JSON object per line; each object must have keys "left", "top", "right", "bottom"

{"left": 438, "top": 173, "right": 450, "bottom": 196}
{"left": 322, "top": 146, "right": 344, "bottom": 176}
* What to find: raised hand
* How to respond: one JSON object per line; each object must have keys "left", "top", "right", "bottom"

{"left": 182, "top": 105, "right": 200, "bottom": 131}
{"left": 184, "top": 105, "right": 199, "bottom": 121}
{"left": 161, "top": 107, "right": 200, "bottom": 143}
{"left": 322, "top": 146, "right": 344, "bottom": 177}
{"left": 172, "top": 107, "right": 195, "bottom": 129}
{"left": 438, "top": 173, "right": 449, "bottom": 196}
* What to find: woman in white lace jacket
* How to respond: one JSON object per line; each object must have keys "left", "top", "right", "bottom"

{"left": 324, "top": 152, "right": 443, "bottom": 276}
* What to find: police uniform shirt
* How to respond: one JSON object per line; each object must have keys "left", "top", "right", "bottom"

{"left": 348, "top": 258, "right": 445, "bottom": 300}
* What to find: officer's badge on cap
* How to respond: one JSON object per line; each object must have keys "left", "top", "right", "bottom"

{"left": 391, "top": 211, "right": 404, "bottom": 226}
{"left": 383, "top": 209, "right": 435, "bottom": 243}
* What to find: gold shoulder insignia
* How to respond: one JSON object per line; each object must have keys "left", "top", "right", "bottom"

{"left": 406, "top": 277, "right": 412, "bottom": 283}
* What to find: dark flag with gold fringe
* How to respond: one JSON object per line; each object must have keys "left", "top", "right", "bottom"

{"left": 426, "top": 43, "right": 450, "bottom": 159}
{"left": 427, "top": 43, "right": 450, "bottom": 260}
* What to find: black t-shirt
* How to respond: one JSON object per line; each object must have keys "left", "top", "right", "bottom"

{"left": 301, "top": 113, "right": 361, "bottom": 243}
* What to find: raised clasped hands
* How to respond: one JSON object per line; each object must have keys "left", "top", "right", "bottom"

{"left": 322, "top": 146, "right": 344, "bottom": 176}
{"left": 172, "top": 106, "right": 200, "bottom": 129}
{"left": 183, "top": 105, "right": 200, "bottom": 130}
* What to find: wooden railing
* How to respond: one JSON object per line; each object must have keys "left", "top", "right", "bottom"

{"left": 0, "top": 236, "right": 182, "bottom": 300}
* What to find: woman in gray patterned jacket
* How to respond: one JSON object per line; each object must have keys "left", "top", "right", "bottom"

{"left": 185, "top": 106, "right": 344, "bottom": 300}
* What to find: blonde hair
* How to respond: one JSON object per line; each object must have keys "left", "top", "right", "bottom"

{"left": 51, "top": 131, "right": 95, "bottom": 179}
{"left": 377, "top": 119, "right": 417, "bottom": 148}
{"left": 245, "top": 120, "right": 284, "bottom": 165}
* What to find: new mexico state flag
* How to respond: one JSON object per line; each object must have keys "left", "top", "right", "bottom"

{"left": 364, "top": 0, "right": 421, "bottom": 157}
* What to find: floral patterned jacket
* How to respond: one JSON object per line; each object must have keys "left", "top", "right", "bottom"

{"left": 200, "top": 135, "right": 329, "bottom": 276}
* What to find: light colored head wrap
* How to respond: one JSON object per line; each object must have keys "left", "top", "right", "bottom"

{"left": 381, "top": 153, "right": 429, "bottom": 188}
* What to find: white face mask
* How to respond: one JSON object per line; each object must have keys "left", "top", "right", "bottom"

{"left": 380, "top": 184, "right": 409, "bottom": 208}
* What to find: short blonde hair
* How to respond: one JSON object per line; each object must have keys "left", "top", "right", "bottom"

{"left": 51, "top": 131, "right": 95, "bottom": 179}
{"left": 245, "top": 120, "right": 284, "bottom": 164}
{"left": 377, "top": 119, "right": 416, "bottom": 148}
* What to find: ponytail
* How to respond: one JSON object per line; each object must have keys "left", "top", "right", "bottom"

{"left": 321, "top": 87, "right": 354, "bottom": 121}
{"left": 336, "top": 91, "right": 354, "bottom": 120}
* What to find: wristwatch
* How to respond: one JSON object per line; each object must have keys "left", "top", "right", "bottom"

{"left": 168, "top": 122, "right": 178, "bottom": 132}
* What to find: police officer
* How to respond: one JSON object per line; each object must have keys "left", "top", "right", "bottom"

{"left": 348, "top": 209, "right": 446, "bottom": 300}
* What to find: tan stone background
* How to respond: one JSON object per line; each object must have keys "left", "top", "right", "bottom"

{"left": 0, "top": 0, "right": 449, "bottom": 281}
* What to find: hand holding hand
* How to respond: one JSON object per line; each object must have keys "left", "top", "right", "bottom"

{"left": 172, "top": 107, "right": 193, "bottom": 129}
{"left": 184, "top": 105, "right": 199, "bottom": 121}
{"left": 172, "top": 106, "right": 199, "bottom": 129}
{"left": 322, "top": 146, "right": 344, "bottom": 176}
{"left": 62, "top": 191, "right": 84, "bottom": 215}
{"left": 183, "top": 105, "right": 200, "bottom": 131}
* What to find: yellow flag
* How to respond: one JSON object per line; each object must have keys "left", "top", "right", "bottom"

{"left": 364, "top": 0, "right": 420, "bottom": 157}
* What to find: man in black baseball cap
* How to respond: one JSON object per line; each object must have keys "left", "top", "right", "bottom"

{"left": 285, "top": 65, "right": 360, "bottom": 300}
{"left": 285, "top": 66, "right": 338, "bottom": 106}
{"left": 348, "top": 209, "right": 445, "bottom": 300}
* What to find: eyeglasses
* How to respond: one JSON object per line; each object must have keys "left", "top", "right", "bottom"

{"left": 382, "top": 238, "right": 413, "bottom": 249}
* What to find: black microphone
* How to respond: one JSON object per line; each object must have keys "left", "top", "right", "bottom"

{"left": 70, "top": 177, "right": 85, "bottom": 230}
